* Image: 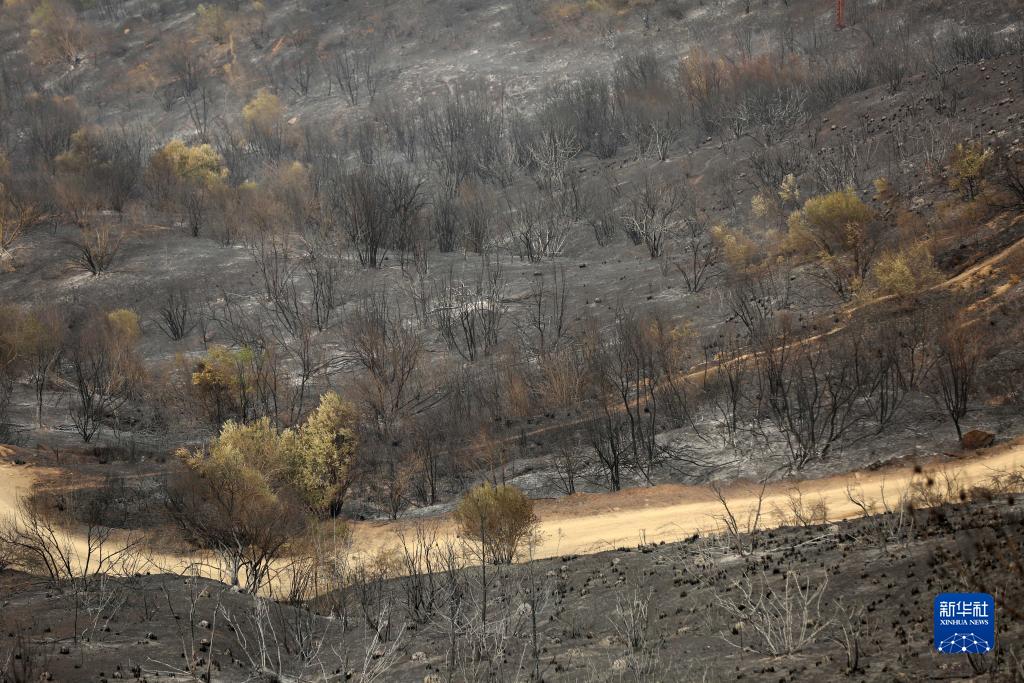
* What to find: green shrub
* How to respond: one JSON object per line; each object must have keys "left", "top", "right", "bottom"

{"left": 785, "top": 189, "right": 877, "bottom": 299}
{"left": 196, "top": 3, "right": 229, "bottom": 44}
{"left": 177, "top": 391, "right": 358, "bottom": 517}
{"left": 872, "top": 242, "right": 942, "bottom": 297}
{"left": 949, "top": 141, "right": 993, "bottom": 201}
{"left": 454, "top": 483, "right": 539, "bottom": 564}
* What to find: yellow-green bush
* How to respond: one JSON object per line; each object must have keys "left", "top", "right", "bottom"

{"left": 454, "top": 483, "right": 538, "bottom": 564}
{"left": 295, "top": 392, "right": 359, "bottom": 516}
{"left": 106, "top": 308, "right": 140, "bottom": 341}
{"left": 242, "top": 89, "right": 288, "bottom": 158}
{"left": 151, "top": 139, "right": 227, "bottom": 186}
{"left": 145, "top": 140, "right": 227, "bottom": 235}
{"left": 196, "top": 3, "right": 229, "bottom": 44}
{"left": 786, "top": 189, "right": 874, "bottom": 255}
{"left": 190, "top": 344, "right": 254, "bottom": 424}
{"left": 242, "top": 88, "right": 283, "bottom": 131}
{"left": 786, "top": 189, "right": 876, "bottom": 299}
{"left": 949, "top": 141, "right": 993, "bottom": 201}
{"left": 179, "top": 391, "right": 358, "bottom": 517}
{"left": 871, "top": 242, "right": 943, "bottom": 297}
{"left": 712, "top": 224, "right": 761, "bottom": 271}
{"left": 28, "top": 0, "right": 83, "bottom": 65}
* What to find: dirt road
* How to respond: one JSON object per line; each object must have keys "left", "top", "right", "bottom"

{"left": 2, "top": 441, "right": 1022, "bottom": 583}
{"left": 0, "top": 446, "right": 44, "bottom": 522}
{"left": 3, "top": 237, "right": 1018, "bottom": 580}
{"left": 349, "top": 440, "right": 1024, "bottom": 560}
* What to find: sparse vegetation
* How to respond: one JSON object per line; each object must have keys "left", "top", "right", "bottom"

{"left": 1, "top": 0, "right": 1024, "bottom": 677}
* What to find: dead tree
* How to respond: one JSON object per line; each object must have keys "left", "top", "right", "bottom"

{"left": 323, "top": 39, "right": 380, "bottom": 106}
{"left": 154, "top": 287, "right": 199, "bottom": 341}
{"left": 752, "top": 329, "right": 881, "bottom": 471}
{"left": 184, "top": 85, "right": 213, "bottom": 141}
{"left": 710, "top": 478, "right": 768, "bottom": 556}
{"left": 609, "top": 312, "right": 664, "bottom": 485}
{"left": 64, "top": 225, "right": 122, "bottom": 275}
{"left": 326, "top": 164, "right": 424, "bottom": 268}
{"left": 502, "top": 189, "right": 574, "bottom": 261}
{"left": 525, "top": 119, "right": 581, "bottom": 196}
{"left": 515, "top": 264, "right": 569, "bottom": 357}
{"left": 346, "top": 293, "right": 434, "bottom": 440}
{"left": 581, "top": 175, "right": 621, "bottom": 247}
{"left": 933, "top": 320, "right": 983, "bottom": 441}
{"left": 21, "top": 306, "right": 65, "bottom": 428}
{"left": 63, "top": 311, "right": 143, "bottom": 442}
{"left": 277, "top": 45, "right": 319, "bottom": 99}
{"left": 419, "top": 85, "right": 506, "bottom": 188}
{"left": 726, "top": 268, "right": 791, "bottom": 343}
{"left": 620, "top": 174, "right": 685, "bottom": 258}
{"left": 25, "top": 94, "right": 81, "bottom": 173}
{"left": 580, "top": 313, "right": 663, "bottom": 487}
{"left": 581, "top": 384, "right": 628, "bottom": 492}
{"left": 431, "top": 255, "right": 507, "bottom": 361}
{"left": 249, "top": 232, "right": 304, "bottom": 335}
{"left": 303, "top": 246, "right": 344, "bottom": 332}
{"left": 671, "top": 203, "right": 721, "bottom": 292}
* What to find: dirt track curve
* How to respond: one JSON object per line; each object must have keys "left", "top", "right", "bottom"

{"left": 1, "top": 235, "right": 1021, "bottom": 585}
{"left": 2, "top": 440, "right": 1022, "bottom": 586}
{"left": 352, "top": 439, "right": 1024, "bottom": 560}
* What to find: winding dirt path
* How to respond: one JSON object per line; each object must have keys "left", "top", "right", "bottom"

{"left": 2, "top": 440, "right": 1022, "bottom": 587}
{"left": 0, "top": 446, "right": 45, "bottom": 521}
{"left": 1, "top": 235, "right": 1021, "bottom": 583}
{"left": 348, "top": 439, "right": 1024, "bottom": 561}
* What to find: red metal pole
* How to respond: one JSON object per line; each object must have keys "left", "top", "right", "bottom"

{"left": 835, "top": 0, "right": 846, "bottom": 29}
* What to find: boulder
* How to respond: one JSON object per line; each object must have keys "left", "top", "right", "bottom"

{"left": 961, "top": 430, "right": 995, "bottom": 449}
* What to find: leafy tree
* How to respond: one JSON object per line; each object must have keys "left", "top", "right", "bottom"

{"left": 786, "top": 189, "right": 877, "bottom": 300}
{"left": 242, "top": 88, "right": 287, "bottom": 160}
{"left": 168, "top": 390, "right": 357, "bottom": 586}
{"left": 295, "top": 392, "right": 358, "bottom": 516}
{"left": 150, "top": 139, "right": 226, "bottom": 186}
{"left": 179, "top": 390, "right": 358, "bottom": 514}
{"left": 196, "top": 3, "right": 229, "bottom": 44}
{"left": 949, "top": 141, "right": 993, "bottom": 201}
{"left": 145, "top": 139, "right": 227, "bottom": 236}
{"left": 170, "top": 418, "right": 304, "bottom": 590}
